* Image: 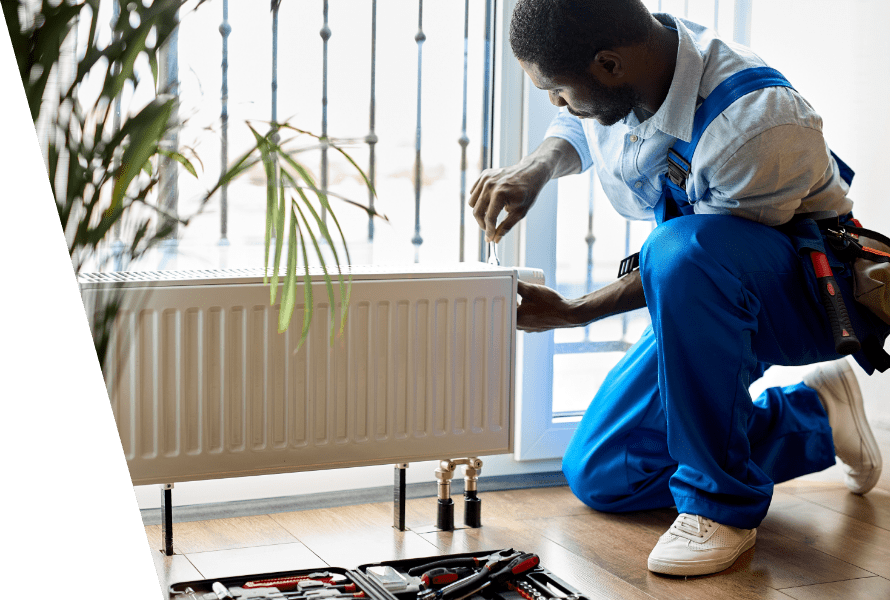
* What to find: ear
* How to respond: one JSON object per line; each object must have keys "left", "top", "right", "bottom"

{"left": 589, "top": 50, "right": 625, "bottom": 79}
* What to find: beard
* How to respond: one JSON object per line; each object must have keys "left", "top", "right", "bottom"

{"left": 571, "top": 74, "right": 642, "bottom": 127}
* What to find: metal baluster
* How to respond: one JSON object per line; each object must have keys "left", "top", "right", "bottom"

{"left": 584, "top": 170, "right": 596, "bottom": 341}
{"left": 220, "top": 0, "right": 231, "bottom": 248}
{"left": 684, "top": 0, "right": 689, "bottom": 17}
{"left": 458, "top": 0, "right": 470, "bottom": 261}
{"left": 621, "top": 220, "right": 631, "bottom": 342}
{"left": 320, "top": 0, "right": 331, "bottom": 224}
{"left": 367, "top": 0, "right": 378, "bottom": 242}
{"left": 714, "top": 0, "right": 719, "bottom": 30}
{"left": 158, "top": 9, "right": 180, "bottom": 270}
{"left": 477, "top": 0, "right": 494, "bottom": 261}
{"left": 411, "top": 0, "right": 425, "bottom": 263}
{"left": 272, "top": 0, "right": 279, "bottom": 128}
{"left": 110, "top": 0, "right": 125, "bottom": 271}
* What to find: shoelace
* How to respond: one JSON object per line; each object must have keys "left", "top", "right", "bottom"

{"left": 670, "top": 513, "right": 714, "bottom": 541}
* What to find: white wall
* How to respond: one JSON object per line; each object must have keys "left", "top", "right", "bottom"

{"left": 748, "top": 0, "right": 890, "bottom": 428}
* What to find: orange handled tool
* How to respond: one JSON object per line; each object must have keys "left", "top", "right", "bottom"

{"left": 809, "top": 250, "right": 860, "bottom": 355}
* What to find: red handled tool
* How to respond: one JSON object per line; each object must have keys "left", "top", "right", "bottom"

{"left": 421, "top": 567, "right": 472, "bottom": 589}
{"left": 809, "top": 250, "right": 860, "bottom": 355}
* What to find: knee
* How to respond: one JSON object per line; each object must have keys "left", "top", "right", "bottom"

{"left": 562, "top": 442, "right": 629, "bottom": 512}
{"left": 640, "top": 217, "right": 702, "bottom": 286}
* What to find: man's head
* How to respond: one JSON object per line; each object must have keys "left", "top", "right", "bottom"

{"left": 510, "top": 0, "right": 656, "bottom": 125}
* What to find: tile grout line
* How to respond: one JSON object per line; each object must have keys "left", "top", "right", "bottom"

{"left": 774, "top": 574, "right": 883, "bottom": 592}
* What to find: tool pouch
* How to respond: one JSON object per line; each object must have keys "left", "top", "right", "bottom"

{"left": 847, "top": 228, "right": 890, "bottom": 324}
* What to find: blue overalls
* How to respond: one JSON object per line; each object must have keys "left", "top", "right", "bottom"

{"left": 562, "top": 68, "right": 890, "bottom": 529}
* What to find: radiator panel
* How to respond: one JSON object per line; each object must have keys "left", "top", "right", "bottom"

{"left": 83, "top": 267, "right": 516, "bottom": 485}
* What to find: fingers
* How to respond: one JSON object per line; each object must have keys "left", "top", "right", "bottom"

{"left": 493, "top": 208, "right": 526, "bottom": 243}
{"left": 483, "top": 193, "right": 506, "bottom": 242}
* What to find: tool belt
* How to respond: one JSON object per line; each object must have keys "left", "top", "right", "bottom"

{"left": 816, "top": 216, "right": 890, "bottom": 326}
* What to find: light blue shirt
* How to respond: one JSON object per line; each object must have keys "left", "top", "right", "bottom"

{"left": 544, "top": 14, "right": 852, "bottom": 226}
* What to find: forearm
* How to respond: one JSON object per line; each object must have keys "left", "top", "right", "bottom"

{"left": 520, "top": 137, "right": 583, "bottom": 182}
{"left": 517, "top": 270, "right": 646, "bottom": 333}
{"left": 567, "top": 270, "right": 647, "bottom": 326}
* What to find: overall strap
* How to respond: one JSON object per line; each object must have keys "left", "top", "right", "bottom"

{"left": 665, "top": 66, "right": 795, "bottom": 193}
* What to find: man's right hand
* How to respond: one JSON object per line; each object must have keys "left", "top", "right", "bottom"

{"left": 468, "top": 137, "right": 582, "bottom": 243}
{"left": 468, "top": 161, "right": 551, "bottom": 243}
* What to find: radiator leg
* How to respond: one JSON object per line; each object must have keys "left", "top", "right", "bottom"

{"left": 435, "top": 460, "right": 456, "bottom": 531}
{"left": 393, "top": 463, "right": 409, "bottom": 531}
{"left": 463, "top": 458, "right": 483, "bottom": 528}
{"left": 160, "top": 483, "right": 174, "bottom": 556}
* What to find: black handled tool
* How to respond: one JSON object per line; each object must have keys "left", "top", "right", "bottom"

{"left": 809, "top": 250, "right": 860, "bottom": 355}
{"left": 448, "top": 554, "right": 541, "bottom": 600}
{"left": 408, "top": 549, "right": 516, "bottom": 577}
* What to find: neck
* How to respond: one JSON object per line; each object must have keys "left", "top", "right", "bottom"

{"left": 635, "top": 17, "right": 678, "bottom": 114}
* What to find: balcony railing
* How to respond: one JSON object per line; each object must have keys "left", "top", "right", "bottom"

{"left": 85, "top": 0, "right": 750, "bottom": 412}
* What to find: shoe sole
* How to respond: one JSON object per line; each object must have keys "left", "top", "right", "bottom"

{"left": 825, "top": 360, "right": 883, "bottom": 494}
{"left": 647, "top": 529, "right": 757, "bottom": 576}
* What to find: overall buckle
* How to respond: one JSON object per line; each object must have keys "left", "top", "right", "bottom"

{"left": 666, "top": 149, "right": 691, "bottom": 190}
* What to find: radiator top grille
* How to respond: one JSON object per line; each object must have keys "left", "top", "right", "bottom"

{"left": 78, "top": 264, "right": 510, "bottom": 289}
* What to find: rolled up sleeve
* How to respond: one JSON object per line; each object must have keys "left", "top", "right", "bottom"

{"left": 544, "top": 108, "right": 594, "bottom": 173}
{"left": 697, "top": 124, "right": 850, "bottom": 226}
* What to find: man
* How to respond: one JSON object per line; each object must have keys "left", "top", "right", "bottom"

{"left": 469, "top": 0, "right": 889, "bottom": 577}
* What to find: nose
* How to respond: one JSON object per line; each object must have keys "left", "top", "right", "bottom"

{"left": 548, "top": 90, "right": 567, "bottom": 107}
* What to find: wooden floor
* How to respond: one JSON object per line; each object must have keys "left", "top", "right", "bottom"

{"left": 149, "top": 427, "right": 890, "bottom": 600}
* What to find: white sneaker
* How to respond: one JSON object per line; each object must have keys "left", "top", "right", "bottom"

{"left": 803, "top": 359, "right": 882, "bottom": 494}
{"left": 647, "top": 513, "right": 756, "bottom": 576}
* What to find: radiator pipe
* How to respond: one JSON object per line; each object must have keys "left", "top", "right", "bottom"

{"left": 394, "top": 463, "right": 409, "bottom": 531}
{"left": 463, "top": 458, "right": 483, "bottom": 528}
{"left": 435, "top": 460, "right": 456, "bottom": 531}
{"left": 161, "top": 483, "right": 174, "bottom": 556}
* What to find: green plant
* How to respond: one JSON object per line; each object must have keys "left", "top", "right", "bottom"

{"left": 3, "top": 0, "right": 380, "bottom": 371}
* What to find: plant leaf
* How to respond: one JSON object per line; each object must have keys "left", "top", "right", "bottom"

{"left": 293, "top": 211, "right": 314, "bottom": 351}
{"left": 248, "top": 124, "right": 278, "bottom": 296}
{"left": 108, "top": 96, "right": 174, "bottom": 215}
{"left": 157, "top": 148, "right": 197, "bottom": 178}
{"left": 292, "top": 185, "right": 337, "bottom": 343}
{"left": 278, "top": 205, "right": 299, "bottom": 333}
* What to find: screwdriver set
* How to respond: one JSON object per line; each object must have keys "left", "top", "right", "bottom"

{"left": 168, "top": 549, "right": 588, "bottom": 600}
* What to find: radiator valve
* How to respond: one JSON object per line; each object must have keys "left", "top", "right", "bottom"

{"left": 434, "top": 458, "right": 484, "bottom": 530}
{"left": 435, "top": 460, "right": 457, "bottom": 531}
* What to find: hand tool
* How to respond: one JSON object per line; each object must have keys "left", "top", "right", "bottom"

{"left": 808, "top": 248, "right": 860, "bottom": 355}
{"left": 430, "top": 553, "right": 540, "bottom": 600}
{"left": 407, "top": 549, "right": 516, "bottom": 577}
{"left": 420, "top": 567, "right": 473, "bottom": 589}
{"left": 244, "top": 574, "right": 347, "bottom": 591}
{"left": 213, "top": 581, "right": 234, "bottom": 599}
{"left": 488, "top": 241, "right": 499, "bottom": 266}
{"left": 417, "top": 551, "right": 538, "bottom": 600}
{"left": 366, "top": 565, "right": 424, "bottom": 593}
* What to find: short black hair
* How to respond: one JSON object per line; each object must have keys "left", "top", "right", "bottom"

{"left": 510, "top": 0, "right": 654, "bottom": 78}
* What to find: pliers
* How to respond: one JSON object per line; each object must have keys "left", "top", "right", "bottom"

{"left": 417, "top": 551, "right": 540, "bottom": 600}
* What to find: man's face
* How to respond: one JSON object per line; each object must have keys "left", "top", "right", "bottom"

{"left": 520, "top": 60, "right": 640, "bottom": 126}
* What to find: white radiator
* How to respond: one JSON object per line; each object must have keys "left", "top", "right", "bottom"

{"left": 80, "top": 264, "right": 539, "bottom": 486}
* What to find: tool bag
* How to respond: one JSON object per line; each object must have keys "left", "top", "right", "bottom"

{"left": 829, "top": 220, "right": 890, "bottom": 325}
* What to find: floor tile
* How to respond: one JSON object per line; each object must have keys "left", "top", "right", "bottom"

{"left": 150, "top": 549, "right": 203, "bottom": 598}
{"left": 778, "top": 576, "right": 890, "bottom": 600}
{"left": 184, "top": 542, "right": 328, "bottom": 580}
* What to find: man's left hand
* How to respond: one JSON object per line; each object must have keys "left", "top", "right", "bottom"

{"left": 517, "top": 280, "right": 580, "bottom": 332}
